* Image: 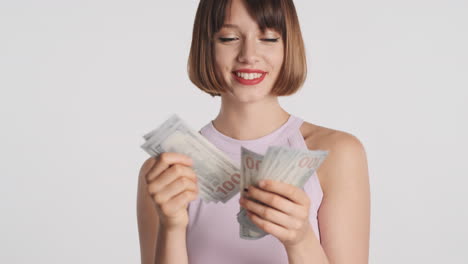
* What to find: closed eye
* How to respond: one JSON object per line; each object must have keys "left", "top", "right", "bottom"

{"left": 262, "top": 38, "right": 280, "bottom": 42}
{"left": 218, "top": 37, "right": 238, "bottom": 42}
{"left": 218, "top": 37, "right": 280, "bottom": 42}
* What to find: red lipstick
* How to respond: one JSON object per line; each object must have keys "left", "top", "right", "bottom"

{"left": 232, "top": 69, "right": 267, "bottom": 85}
{"left": 234, "top": 69, "right": 266, "bottom": 73}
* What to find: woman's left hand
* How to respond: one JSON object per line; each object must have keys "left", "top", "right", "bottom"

{"left": 239, "top": 179, "right": 314, "bottom": 247}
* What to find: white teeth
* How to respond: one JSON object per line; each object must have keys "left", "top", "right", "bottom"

{"left": 235, "top": 72, "right": 263, "bottom": 80}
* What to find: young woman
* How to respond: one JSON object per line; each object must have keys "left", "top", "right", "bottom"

{"left": 137, "top": 0, "right": 370, "bottom": 263}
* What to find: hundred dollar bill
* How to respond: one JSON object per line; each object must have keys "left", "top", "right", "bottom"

{"left": 258, "top": 146, "right": 328, "bottom": 188}
{"left": 238, "top": 146, "right": 329, "bottom": 240}
{"left": 237, "top": 208, "right": 268, "bottom": 239}
{"left": 240, "top": 147, "right": 264, "bottom": 199}
{"left": 141, "top": 114, "right": 241, "bottom": 203}
{"left": 238, "top": 147, "right": 269, "bottom": 239}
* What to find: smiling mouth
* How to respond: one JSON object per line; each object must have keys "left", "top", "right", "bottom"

{"left": 233, "top": 71, "right": 265, "bottom": 80}
{"left": 232, "top": 71, "right": 267, "bottom": 85}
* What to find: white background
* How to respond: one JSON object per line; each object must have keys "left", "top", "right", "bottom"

{"left": 1, "top": 0, "right": 467, "bottom": 263}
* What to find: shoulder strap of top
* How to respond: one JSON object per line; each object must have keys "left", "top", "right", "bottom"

{"left": 285, "top": 116, "right": 308, "bottom": 149}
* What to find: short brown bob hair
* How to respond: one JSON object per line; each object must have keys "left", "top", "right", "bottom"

{"left": 187, "top": 0, "right": 307, "bottom": 97}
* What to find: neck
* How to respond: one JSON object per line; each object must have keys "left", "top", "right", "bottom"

{"left": 212, "top": 96, "right": 290, "bottom": 140}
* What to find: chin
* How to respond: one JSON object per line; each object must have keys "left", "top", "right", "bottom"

{"left": 226, "top": 86, "right": 273, "bottom": 104}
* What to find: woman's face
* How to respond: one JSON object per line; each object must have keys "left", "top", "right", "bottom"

{"left": 214, "top": 0, "right": 284, "bottom": 103}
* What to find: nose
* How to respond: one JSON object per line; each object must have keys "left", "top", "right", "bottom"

{"left": 237, "top": 38, "right": 259, "bottom": 64}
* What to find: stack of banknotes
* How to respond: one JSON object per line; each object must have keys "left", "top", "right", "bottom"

{"left": 141, "top": 114, "right": 328, "bottom": 239}
{"left": 141, "top": 114, "right": 240, "bottom": 203}
{"left": 238, "top": 146, "right": 328, "bottom": 239}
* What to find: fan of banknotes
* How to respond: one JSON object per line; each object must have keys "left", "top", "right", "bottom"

{"left": 237, "top": 146, "right": 328, "bottom": 239}
{"left": 141, "top": 114, "right": 241, "bottom": 203}
{"left": 141, "top": 114, "right": 328, "bottom": 239}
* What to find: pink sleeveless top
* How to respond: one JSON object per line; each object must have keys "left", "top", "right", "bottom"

{"left": 187, "top": 115, "right": 323, "bottom": 264}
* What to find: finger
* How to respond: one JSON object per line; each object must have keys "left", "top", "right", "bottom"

{"left": 153, "top": 176, "right": 198, "bottom": 205}
{"left": 148, "top": 164, "right": 197, "bottom": 195}
{"left": 256, "top": 180, "right": 309, "bottom": 206}
{"left": 240, "top": 197, "right": 301, "bottom": 230}
{"left": 246, "top": 210, "right": 290, "bottom": 241}
{"left": 247, "top": 185, "right": 306, "bottom": 219}
{"left": 146, "top": 152, "right": 193, "bottom": 182}
{"left": 160, "top": 190, "right": 198, "bottom": 216}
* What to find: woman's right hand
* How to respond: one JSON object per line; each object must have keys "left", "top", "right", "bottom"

{"left": 145, "top": 152, "right": 199, "bottom": 230}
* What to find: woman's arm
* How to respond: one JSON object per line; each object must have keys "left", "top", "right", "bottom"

{"left": 283, "top": 223, "right": 330, "bottom": 264}
{"left": 315, "top": 132, "right": 371, "bottom": 263}
{"left": 284, "top": 131, "right": 371, "bottom": 263}
{"left": 137, "top": 158, "right": 189, "bottom": 264}
{"left": 155, "top": 227, "right": 188, "bottom": 264}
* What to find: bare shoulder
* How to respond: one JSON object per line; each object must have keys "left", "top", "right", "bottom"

{"left": 300, "top": 121, "right": 368, "bottom": 193}
{"left": 300, "top": 121, "right": 366, "bottom": 153}
{"left": 300, "top": 121, "right": 370, "bottom": 262}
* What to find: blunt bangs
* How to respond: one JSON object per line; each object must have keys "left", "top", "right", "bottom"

{"left": 210, "top": 0, "right": 286, "bottom": 40}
